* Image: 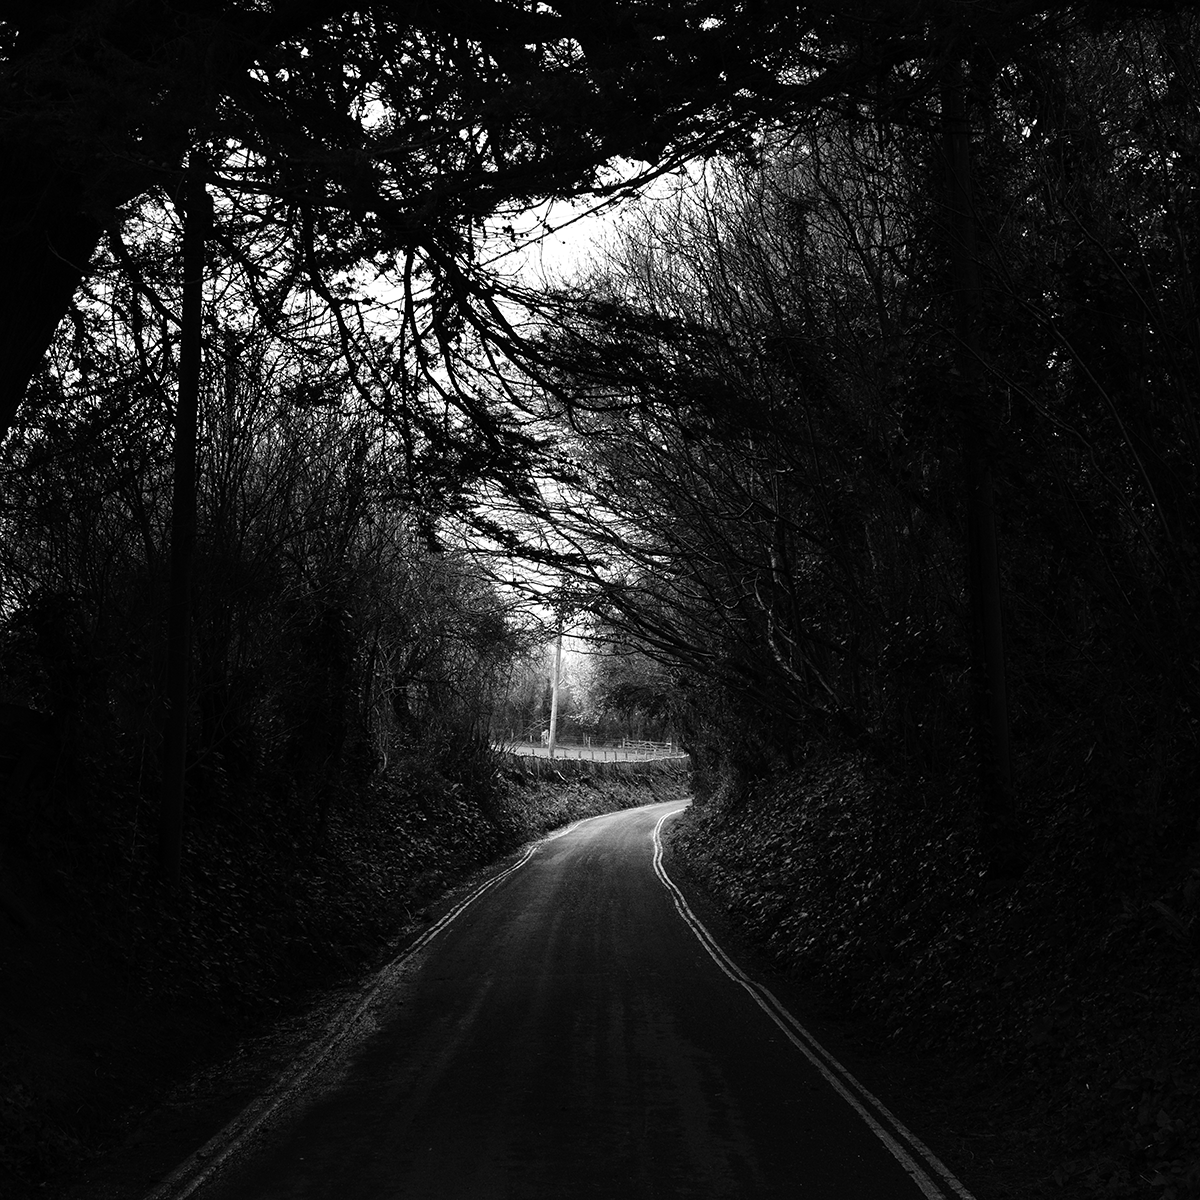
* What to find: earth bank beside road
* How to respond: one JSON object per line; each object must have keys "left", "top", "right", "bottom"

{"left": 3, "top": 766, "right": 686, "bottom": 1200}
{"left": 663, "top": 759, "right": 1200, "bottom": 1200}
{"left": 173, "top": 802, "right": 971, "bottom": 1200}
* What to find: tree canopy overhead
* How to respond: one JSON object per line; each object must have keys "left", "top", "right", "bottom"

{"left": 6, "top": 0, "right": 1118, "bottom": 439}
{"left": 0, "top": 0, "right": 809, "bottom": 433}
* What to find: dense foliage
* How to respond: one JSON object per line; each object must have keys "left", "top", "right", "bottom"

{"left": 3, "top": 1, "right": 1200, "bottom": 1196}
{"left": 667, "top": 753, "right": 1200, "bottom": 1198}
{"left": 505, "top": 11, "right": 1200, "bottom": 1196}
{"left": 0, "top": 259, "right": 530, "bottom": 848}
{"left": 525, "top": 10, "right": 1200, "bottom": 878}
{"left": 1, "top": 0, "right": 922, "bottom": 443}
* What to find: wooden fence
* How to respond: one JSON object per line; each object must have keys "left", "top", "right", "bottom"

{"left": 621, "top": 737, "right": 677, "bottom": 753}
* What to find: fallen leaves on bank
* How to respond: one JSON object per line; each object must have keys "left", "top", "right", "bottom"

{"left": 667, "top": 754, "right": 1200, "bottom": 1200}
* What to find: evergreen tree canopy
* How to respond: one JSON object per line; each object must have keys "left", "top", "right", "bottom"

{"left": 4, "top": 0, "right": 1123, "bottom": 437}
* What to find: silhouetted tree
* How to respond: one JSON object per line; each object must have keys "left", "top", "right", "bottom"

{"left": 0, "top": 0, "right": 937, "bottom": 437}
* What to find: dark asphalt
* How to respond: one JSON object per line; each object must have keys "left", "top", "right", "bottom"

{"left": 198, "top": 801, "right": 964, "bottom": 1199}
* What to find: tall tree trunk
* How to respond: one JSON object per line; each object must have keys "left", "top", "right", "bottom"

{"left": 942, "top": 64, "right": 1020, "bottom": 870}
{"left": 159, "top": 170, "right": 211, "bottom": 884}
{"left": 0, "top": 153, "right": 102, "bottom": 433}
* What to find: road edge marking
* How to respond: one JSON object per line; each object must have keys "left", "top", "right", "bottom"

{"left": 652, "top": 806, "right": 977, "bottom": 1200}
{"left": 140, "top": 811, "right": 614, "bottom": 1200}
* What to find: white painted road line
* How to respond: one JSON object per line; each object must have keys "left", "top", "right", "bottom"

{"left": 141, "top": 812, "right": 614, "bottom": 1200}
{"left": 145, "top": 801, "right": 974, "bottom": 1200}
{"left": 652, "top": 805, "right": 977, "bottom": 1200}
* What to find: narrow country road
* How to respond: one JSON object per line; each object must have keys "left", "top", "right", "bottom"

{"left": 191, "top": 801, "right": 971, "bottom": 1200}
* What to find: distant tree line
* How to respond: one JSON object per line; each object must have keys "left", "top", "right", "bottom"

{"left": 493, "top": 640, "right": 676, "bottom": 745}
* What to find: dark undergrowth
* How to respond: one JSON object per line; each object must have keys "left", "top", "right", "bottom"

{"left": 0, "top": 753, "right": 686, "bottom": 1199}
{"left": 667, "top": 754, "right": 1200, "bottom": 1200}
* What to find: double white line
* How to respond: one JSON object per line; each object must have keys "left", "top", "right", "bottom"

{"left": 143, "top": 817, "right": 595, "bottom": 1200}
{"left": 652, "top": 806, "right": 977, "bottom": 1200}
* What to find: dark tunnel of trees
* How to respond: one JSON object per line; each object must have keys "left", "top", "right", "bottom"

{"left": 3, "top": 2, "right": 1200, "bottom": 1195}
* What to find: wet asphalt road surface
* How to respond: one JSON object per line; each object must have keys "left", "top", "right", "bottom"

{"left": 198, "top": 801, "right": 964, "bottom": 1199}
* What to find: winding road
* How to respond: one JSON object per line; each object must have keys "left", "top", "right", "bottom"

{"left": 180, "top": 801, "right": 974, "bottom": 1200}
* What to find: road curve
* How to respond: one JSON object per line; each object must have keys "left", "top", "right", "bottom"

{"left": 193, "top": 801, "right": 972, "bottom": 1200}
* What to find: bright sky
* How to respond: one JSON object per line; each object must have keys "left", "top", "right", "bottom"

{"left": 495, "top": 162, "right": 706, "bottom": 290}
{"left": 494, "top": 197, "right": 619, "bottom": 289}
{"left": 469, "top": 165, "right": 708, "bottom": 650}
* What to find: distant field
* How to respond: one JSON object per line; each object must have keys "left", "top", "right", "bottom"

{"left": 497, "top": 743, "right": 684, "bottom": 762}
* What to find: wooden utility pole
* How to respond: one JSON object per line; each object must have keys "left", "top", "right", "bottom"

{"left": 942, "top": 62, "right": 1017, "bottom": 860}
{"left": 548, "top": 622, "right": 563, "bottom": 759}
{"left": 159, "top": 165, "right": 211, "bottom": 884}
